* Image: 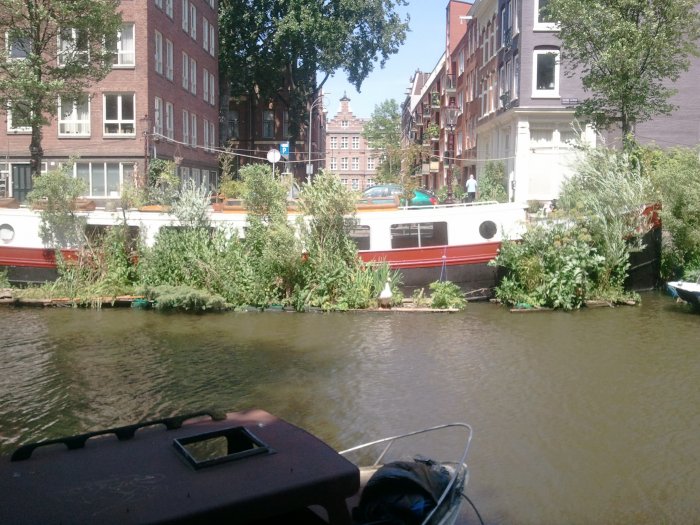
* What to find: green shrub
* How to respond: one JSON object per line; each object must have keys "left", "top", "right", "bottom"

{"left": 429, "top": 280, "right": 466, "bottom": 309}
{"left": 143, "top": 284, "right": 228, "bottom": 312}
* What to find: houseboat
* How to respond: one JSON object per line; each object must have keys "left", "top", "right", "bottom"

{"left": 0, "top": 199, "right": 528, "bottom": 294}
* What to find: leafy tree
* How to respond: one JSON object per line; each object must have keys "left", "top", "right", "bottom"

{"left": 644, "top": 146, "right": 700, "bottom": 279}
{"left": 219, "top": 0, "right": 408, "bottom": 157}
{"left": 478, "top": 161, "right": 509, "bottom": 203}
{"left": 363, "top": 99, "right": 402, "bottom": 181}
{"left": 546, "top": 0, "right": 700, "bottom": 146}
{"left": 558, "top": 142, "right": 655, "bottom": 289}
{"left": 0, "top": 0, "right": 122, "bottom": 176}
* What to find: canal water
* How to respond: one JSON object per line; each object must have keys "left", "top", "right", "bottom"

{"left": 0, "top": 292, "right": 698, "bottom": 524}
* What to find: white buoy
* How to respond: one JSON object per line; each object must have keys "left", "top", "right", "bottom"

{"left": 378, "top": 279, "right": 393, "bottom": 308}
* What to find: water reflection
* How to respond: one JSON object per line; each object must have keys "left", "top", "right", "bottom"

{"left": 0, "top": 294, "right": 699, "bottom": 523}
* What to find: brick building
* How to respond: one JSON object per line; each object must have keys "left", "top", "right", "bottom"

{"left": 325, "top": 94, "right": 376, "bottom": 192}
{"left": 0, "top": 0, "right": 220, "bottom": 204}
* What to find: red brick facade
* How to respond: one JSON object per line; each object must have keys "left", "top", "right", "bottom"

{"left": 324, "top": 95, "right": 376, "bottom": 192}
{"left": 0, "top": 0, "right": 219, "bottom": 203}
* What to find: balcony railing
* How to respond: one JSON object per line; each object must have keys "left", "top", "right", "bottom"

{"left": 430, "top": 91, "right": 440, "bottom": 108}
{"left": 503, "top": 28, "right": 512, "bottom": 51}
{"left": 423, "top": 105, "right": 432, "bottom": 118}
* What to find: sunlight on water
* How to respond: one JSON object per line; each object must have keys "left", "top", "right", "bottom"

{"left": 1, "top": 293, "right": 699, "bottom": 524}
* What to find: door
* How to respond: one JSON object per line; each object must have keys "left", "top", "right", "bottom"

{"left": 12, "top": 164, "right": 32, "bottom": 203}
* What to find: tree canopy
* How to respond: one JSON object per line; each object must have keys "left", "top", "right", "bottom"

{"left": 362, "top": 99, "right": 402, "bottom": 181}
{"left": 546, "top": 0, "right": 700, "bottom": 145}
{"left": 219, "top": 0, "right": 409, "bottom": 146}
{"left": 0, "top": 0, "right": 123, "bottom": 175}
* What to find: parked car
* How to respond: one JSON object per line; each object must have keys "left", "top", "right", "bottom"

{"left": 361, "top": 184, "right": 438, "bottom": 206}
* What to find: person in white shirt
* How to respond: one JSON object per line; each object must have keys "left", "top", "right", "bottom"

{"left": 465, "top": 174, "right": 477, "bottom": 202}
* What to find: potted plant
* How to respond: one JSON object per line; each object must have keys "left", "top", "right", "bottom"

{"left": 139, "top": 159, "right": 179, "bottom": 211}
{"left": 426, "top": 123, "right": 440, "bottom": 142}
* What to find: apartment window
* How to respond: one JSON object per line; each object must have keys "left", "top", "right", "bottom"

{"left": 351, "top": 179, "right": 359, "bottom": 190}
{"left": 103, "top": 93, "right": 135, "bottom": 135}
{"left": 262, "top": 110, "right": 274, "bottom": 138}
{"left": 209, "top": 24, "right": 215, "bottom": 55}
{"left": 228, "top": 110, "right": 238, "bottom": 139}
{"left": 182, "top": 109, "right": 190, "bottom": 144}
{"left": 367, "top": 157, "right": 375, "bottom": 170}
{"left": 181, "top": 0, "right": 189, "bottom": 31}
{"left": 203, "top": 18, "right": 209, "bottom": 51}
{"left": 165, "top": 0, "right": 173, "bottom": 18}
{"left": 154, "top": 97, "right": 163, "bottom": 135}
{"left": 165, "top": 102, "right": 174, "bottom": 140}
{"left": 203, "top": 67, "right": 209, "bottom": 102}
{"left": 366, "top": 178, "right": 374, "bottom": 188}
{"left": 330, "top": 157, "right": 337, "bottom": 170}
{"left": 7, "top": 101, "right": 32, "bottom": 133}
{"left": 75, "top": 162, "right": 127, "bottom": 198}
{"left": 512, "top": 0, "right": 519, "bottom": 33}
{"left": 155, "top": 0, "right": 162, "bottom": 7}
{"left": 191, "top": 113, "right": 197, "bottom": 146}
{"left": 182, "top": 52, "right": 189, "bottom": 89}
{"left": 330, "top": 137, "right": 337, "bottom": 149}
{"left": 58, "top": 28, "right": 88, "bottom": 66}
{"left": 209, "top": 73, "right": 215, "bottom": 105}
{"left": 109, "top": 24, "right": 135, "bottom": 67}
{"left": 165, "top": 39, "right": 173, "bottom": 80}
{"left": 341, "top": 136, "right": 348, "bottom": 149}
{"left": 535, "top": 0, "right": 556, "bottom": 29}
{"left": 340, "top": 178, "right": 348, "bottom": 187}
{"left": 154, "top": 31, "right": 163, "bottom": 74}
{"left": 341, "top": 157, "right": 348, "bottom": 170}
{"left": 341, "top": 120, "right": 348, "bottom": 128}
{"left": 351, "top": 158, "right": 359, "bottom": 170}
{"left": 190, "top": 3, "right": 197, "bottom": 40}
{"left": 6, "top": 29, "right": 31, "bottom": 59}
{"left": 352, "top": 136, "right": 359, "bottom": 149}
{"left": 58, "top": 95, "right": 90, "bottom": 136}
{"left": 209, "top": 121, "right": 215, "bottom": 151}
{"left": 180, "top": 166, "right": 190, "bottom": 182}
{"left": 190, "top": 57, "right": 197, "bottom": 94}
{"left": 203, "top": 118, "right": 210, "bottom": 151}
{"left": 533, "top": 49, "right": 560, "bottom": 96}
{"left": 458, "top": 49, "right": 464, "bottom": 75}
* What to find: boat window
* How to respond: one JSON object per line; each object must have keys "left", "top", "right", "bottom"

{"left": 349, "top": 225, "right": 370, "bottom": 250}
{"left": 85, "top": 224, "right": 140, "bottom": 250}
{"left": 0, "top": 223, "right": 15, "bottom": 244}
{"left": 390, "top": 222, "right": 447, "bottom": 249}
{"left": 479, "top": 220, "right": 497, "bottom": 240}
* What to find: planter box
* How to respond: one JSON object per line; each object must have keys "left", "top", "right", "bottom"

{"left": 0, "top": 198, "right": 19, "bottom": 209}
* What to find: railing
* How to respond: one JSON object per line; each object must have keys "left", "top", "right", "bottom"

{"left": 430, "top": 91, "right": 440, "bottom": 108}
{"left": 503, "top": 28, "right": 512, "bottom": 50}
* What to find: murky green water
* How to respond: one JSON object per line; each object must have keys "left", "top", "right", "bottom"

{"left": 1, "top": 293, "right": 698, "bottom": 524}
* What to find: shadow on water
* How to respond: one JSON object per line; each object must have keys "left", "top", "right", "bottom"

{"left": 1, "top": 291, "right": 699, "bottom": 524}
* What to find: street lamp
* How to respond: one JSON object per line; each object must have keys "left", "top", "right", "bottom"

{"left": 444, "top": 105, "right": 458, "bottom": 204}
{"left": 307, "top": 93, "right": 328, "bottom": 184}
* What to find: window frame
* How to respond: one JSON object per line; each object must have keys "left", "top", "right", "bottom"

{"left": 534, "top": 0, "right": 557, "bottom": 31}
{"left": 103, "top": 93, "right": 136, "bottom": 136}
{"left": 532, "top": 49, "right": 560, "bottom": 98}
{"left": 6, "top": 101, "right": 32, "bottom": 133}
{"left": 165, "top": 101, "right": 174, "bottom": 140}
{"left": 165, "top": 39, "right": 173, "bottom": 80}
{"left": 111, "top": 24, "right": 135, "bottom": 67}
{"left": 58, "top": 94, "right": 91, "bottom": 137}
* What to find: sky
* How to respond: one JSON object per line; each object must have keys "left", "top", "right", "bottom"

{"left": 322, "top": 2, "right": 448, "bottom": 119}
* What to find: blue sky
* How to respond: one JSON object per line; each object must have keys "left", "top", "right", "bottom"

{"left": 322, "top": 1, "right": 448, "bottom": 119}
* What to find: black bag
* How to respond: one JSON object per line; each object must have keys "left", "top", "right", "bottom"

{"left": 352, "top": 458, "right": 452, "bottom": 525}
